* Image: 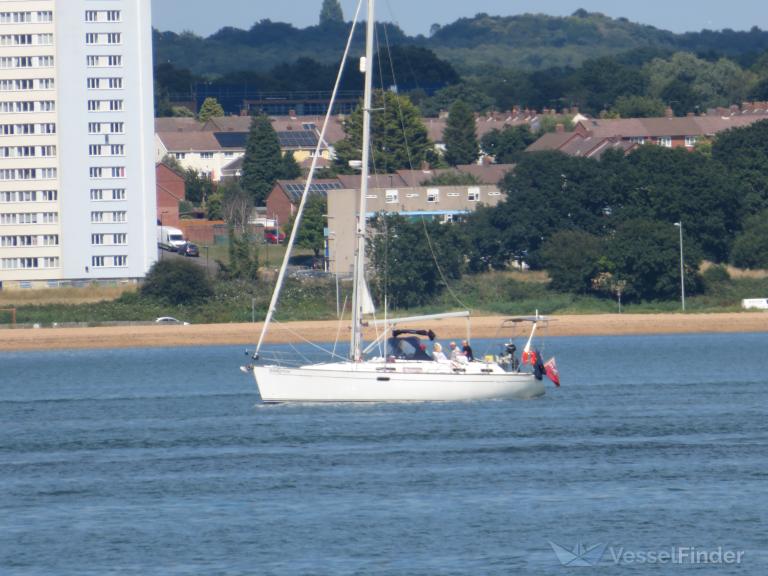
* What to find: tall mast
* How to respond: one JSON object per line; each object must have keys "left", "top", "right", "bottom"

{"left": 350, "top": 0, "right": 375, "bottom": 362}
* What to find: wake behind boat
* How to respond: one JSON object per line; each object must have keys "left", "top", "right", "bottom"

{"left": 243, "top": 0, "right": 561, "bottom": 402}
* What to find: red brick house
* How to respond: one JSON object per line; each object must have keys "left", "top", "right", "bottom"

{"left": 156, "top": 162, "right": 185, "bottom": 227}
{"left": 265, "top": 179, "right": 343, "bottom": 227}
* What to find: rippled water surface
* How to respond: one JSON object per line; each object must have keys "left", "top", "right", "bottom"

{"left": 1, "top": 333, "right": 767, "bottom": 575}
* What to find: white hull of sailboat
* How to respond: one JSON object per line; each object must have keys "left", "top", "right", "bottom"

{"left": 253, "top": 361, "right": 545, "bottom": 403}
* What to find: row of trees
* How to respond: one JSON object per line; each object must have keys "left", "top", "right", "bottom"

{"left": 156, "top": 46, "right": 768, "bottom": 120}
{"left": 366, "top": 120, "right": 768, "bottom": 305}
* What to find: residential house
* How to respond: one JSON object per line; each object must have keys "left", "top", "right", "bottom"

{"left": 155, "top": 115, "right": 339, "bottom": 182}
{"left": 266, "top": 179, "right": 344, "bottom": 227}
{"left": 156, "top": 163, "right": 185, "bottom": 228}
{"left": 326, "top": 165, "right": 513, "bottom": 275}
{"left": 526, "top": 128, "right": 637, "bottom": 158}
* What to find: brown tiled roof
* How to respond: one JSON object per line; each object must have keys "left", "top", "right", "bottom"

{"left": 527, "top": 132, "right": 637, "bottom": 158}
{"left": 424, "top": 113, "right": 537, "bottom": 143}
{"left": 526, "top": 132, "right": 579, "bottom": 152}
{"left": 576, "top": 115, "right": 768, "bottom": 138}
{"left": 202, "top": 117, "right": 251, "bottom": 132}
{"left": 157, "top": 131, "right": 222, "bottom": 152}
{"left": 154, "top": 118, "right": 203, "bottom": 133}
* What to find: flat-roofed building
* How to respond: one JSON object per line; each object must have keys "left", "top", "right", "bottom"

{"left": 0, "top": 1, "right": 156, "bottom": 289}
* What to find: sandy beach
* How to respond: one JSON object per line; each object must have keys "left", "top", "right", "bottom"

{"left": 0, "top": 312, "right": 765, "bottom": 351}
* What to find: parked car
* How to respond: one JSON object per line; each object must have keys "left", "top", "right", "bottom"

{"left": 180, "top": 242, "right": 199, "bottom": 257}
{"left": 264, "top": 229, "right": 286, "bottom": 244}
{"left": 155, "top": 317, "right": 190, "bottom": 325}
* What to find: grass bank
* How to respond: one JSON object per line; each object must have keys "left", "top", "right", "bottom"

{"left": 2, "top": 268, "right": 767, "bottom": 327}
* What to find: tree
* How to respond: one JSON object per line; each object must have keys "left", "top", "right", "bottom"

{"left": 540, "top": 230, "right": 602, "bottom": 293}
{"left": 605, "top": 218, "right": 700, "bottom": 301}
{"left": 141, "top": 259, "right": 213, "bottom": 305}
{"left": 284, "top": 194, "right": 327, "bottom": 259}
{"left": 613, "top": 145, "right": 738, "bottom": 262}
{"left": 418, "top": 82, "right": 495, "bottom": 117}
{"left": 182, "top": 168, "right": 214, "bottom": 205}
{"left": 612, "top": 95, "right": 666, "bottom": 118}
{"left": 281, "top": 151, "right": 302, "bottom": 180}
{"left": 333, "top": 91, "right": 433, "bottom": 173}
{"left": 367, "top": 214, "right": 465, "bottom": 309}
{"left": 219, "top": 227, "right": 259, "bottom": 281}
{"left": 443, "top": 100, "right": 479, "bottom": 166}
{"left": 319, "top": 0, "right": 343, "bottom": 27}
{"left": 731, "top": 209, "right": 768, "bottom": 269}
{"left": 219, "top": 179, "right": 252, "bottom": 233}
{"left": 712, "top": 119, "right": 768, "bottom": 214}
{"left": 197, "top": 97, "right": 224, "bottom": 122}
{"left": 375, "top": 46, "right": 460, "bottom": 92}
{"left": 480, "top": 126, "right": 537, "bottom": 163}
{"left": 575, "top": 56, "right": 647, "bottom": 115}
{"left": 241, "top": 114, "right": 284, "bottom": 206}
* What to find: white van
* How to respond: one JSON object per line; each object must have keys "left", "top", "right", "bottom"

{"left": 741, "top": 298, "right": 768, "bottom": 310}
{"left": 157, "top": 226, "right": 186, "bottom": 251}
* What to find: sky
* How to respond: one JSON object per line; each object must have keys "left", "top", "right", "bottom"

{"left": 151, "top": 0, "right": 768, "bottom": 38}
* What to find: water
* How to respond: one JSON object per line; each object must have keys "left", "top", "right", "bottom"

{"left": 1, "top": 333, "right": 766, "bottom": 575}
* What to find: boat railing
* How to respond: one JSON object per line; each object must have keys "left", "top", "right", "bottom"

{"left": 256, "top": 348, "right": 348, "bottom": 368}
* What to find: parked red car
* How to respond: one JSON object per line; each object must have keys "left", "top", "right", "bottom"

{"left": 264, "top": 229, "right": 286, "bottom": 244}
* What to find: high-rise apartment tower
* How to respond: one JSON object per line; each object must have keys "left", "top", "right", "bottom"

{"left": 0, "top": 0, "right": 155, "bottom": 288}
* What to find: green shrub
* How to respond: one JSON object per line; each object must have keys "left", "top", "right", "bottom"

{"left": 140, "top": 259, "right": 213, "bottom": 305}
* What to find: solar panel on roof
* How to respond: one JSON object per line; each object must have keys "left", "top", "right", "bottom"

{"left": 277, "top": 131, "right": 318, "bottom": 148}
{"left": 213, "top": 132, "right": 248, "bottom": 148}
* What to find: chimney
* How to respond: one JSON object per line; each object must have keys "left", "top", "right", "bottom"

{"left": 665, "top": 107, "right": 674, "bottom": 118}
{"left": 555, "top": 123, "right": 565, "bottom": 133}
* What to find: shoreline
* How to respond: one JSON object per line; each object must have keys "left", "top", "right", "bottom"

{"left": 0, "top": 312, "right": 765, "bottom": 352}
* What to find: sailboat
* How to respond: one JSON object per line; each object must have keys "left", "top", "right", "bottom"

{"left": 243, "top": 0, "right": 556, "bottom": 402}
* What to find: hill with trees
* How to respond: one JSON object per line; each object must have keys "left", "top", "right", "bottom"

{"left": 153, "top": 10, "right": 768, "bottom": 77}
{"left": 153, "top": 9, "right": 768, "bottom": 119}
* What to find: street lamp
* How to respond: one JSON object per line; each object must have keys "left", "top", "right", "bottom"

{"left": 674, "top": 222, "right": 685, "bottom": 311}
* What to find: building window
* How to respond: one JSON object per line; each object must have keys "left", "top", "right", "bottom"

{"left": 656, "top": 136, "right": 672, "bottom": 148}
{"left": 91, "top": 234, "right": 103, "bottom": 245}
{"left": 685, "top": 136, "right": 697, "bottom": 148}
{"left": 113, "top": 255, "right": 127, "bottom": 267}
{"left": 90, "top": 189, "right": 104, "bottom": 201}
{"left": 427, "top": 188, "right": 440, "bottom": 203}
{"left": 92, "top": 256, "right": 105, "bottom": 267}
{"left": 467, "top": 187, "right": 480, "bottom": 202}
{"left": 91, "top": 212, "right": 104, "bottom": 223}
{"left": 385, "top": 189, "right": 398, "bottom": 204}
{"left": 200, "top": 152, "right": 213, "bottom": 159}
{"left": 112, "top": 189, "right": 125, "bottom": 200}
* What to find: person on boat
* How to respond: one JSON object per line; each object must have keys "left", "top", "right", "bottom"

{"left": 433, "top": 342, "right": 449, "bottom": 362}
{"left": 412, "top": 343, "right": 432, "bottom": 361}
{"left": 449, "top": 341, "right": 466, "bottom": 362}
{"left": 461, "top": 340, "right": 475, "bottom": 362}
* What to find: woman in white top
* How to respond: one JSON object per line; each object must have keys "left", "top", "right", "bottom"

{"left": 432, "top": 342, "right": 448, "bottom": 362}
